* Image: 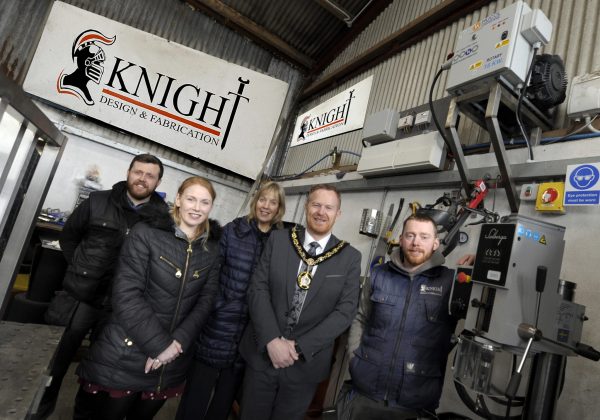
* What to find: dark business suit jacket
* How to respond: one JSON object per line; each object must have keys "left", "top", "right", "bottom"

{"left": 239, "top": 226, "right": 362, "bottom": 383}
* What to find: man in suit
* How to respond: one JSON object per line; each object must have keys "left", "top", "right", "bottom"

{"left": 239, "top": 184, "right": 362, "bottom": 420}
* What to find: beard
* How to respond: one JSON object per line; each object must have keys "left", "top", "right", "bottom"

{"left": 403, "top": 247, "right": 434, "bottom": 267}
{"left": 126, "top": 179, "right": 153, "bottom": 200}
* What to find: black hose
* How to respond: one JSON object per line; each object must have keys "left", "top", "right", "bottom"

{"left": 429, "top": 67, "right": 453, "bottom": 153}
{"left": 515, "top": 47, "right": 539, "bottom": 161}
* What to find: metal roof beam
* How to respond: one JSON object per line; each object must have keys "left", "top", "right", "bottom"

{"left": 313, "top": 0, "right": 352, "bottom": 23}
{"left": 312, "top": 0, "right": 393, "bottom": 76}
{"left": 186, "top": 0, "right": 314, "bottom": 70}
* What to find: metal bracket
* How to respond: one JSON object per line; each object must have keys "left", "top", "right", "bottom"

{"left": 444, "top": 80, "right": 551, "bottom": 213}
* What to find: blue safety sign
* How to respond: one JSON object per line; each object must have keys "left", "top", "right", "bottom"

{"left": 564, "top": 163, "right": 600, "bottom": 205}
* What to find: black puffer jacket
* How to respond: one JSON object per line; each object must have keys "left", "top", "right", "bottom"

{"left": 77, "top": 212, "right": 221, "bottom": 392}
{"left": 61, "top": 181, "right": 169, "bottom": 305}
{"left": 195, "top": 217, "right": 270, "bottom": 367}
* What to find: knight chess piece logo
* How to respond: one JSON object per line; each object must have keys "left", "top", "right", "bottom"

{"left": 56, "top": 29, "right": 116, "bottom": 105}
{"left": 298, "top": 115, "right": 310, "bottom": 141}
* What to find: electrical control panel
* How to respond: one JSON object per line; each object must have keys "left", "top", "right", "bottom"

{"left": 567, "top": 70, "right": 600, "bottom": 119}
{"left": 357, "top": 131, "right": 446, "bottom": 176}
{"left": 362, "top": 108, "right": 399, "bottom": 145}
{"left": 446, "top": 1, "right": 552, "bottom": 94}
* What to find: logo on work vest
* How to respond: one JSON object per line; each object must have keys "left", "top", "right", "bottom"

{"left": 420, "top": 284, "right": 442, "bottom": 296}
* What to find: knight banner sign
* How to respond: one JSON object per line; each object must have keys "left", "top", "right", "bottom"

{"left": 290, "top": 76, "right": 372, "bottom": 147}
{"left": 24, "top": 2, "right": 289, "bottom": 179}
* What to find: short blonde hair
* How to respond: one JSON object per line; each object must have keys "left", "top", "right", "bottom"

{"left": 172, "top": 176, "right": 216, "bottom": 241}
{"left": 247, "top": 181, "right": 286, "bottom": 228}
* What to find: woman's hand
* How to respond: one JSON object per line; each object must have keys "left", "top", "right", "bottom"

{"left": 144, "top": 340, "right": 183, "bottom": 373}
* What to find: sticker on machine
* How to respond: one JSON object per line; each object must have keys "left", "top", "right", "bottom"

{"left": 469, "top": 60, "right": 483, "bottom": 71}
{"left": 486, "top": 270, "right": 501, "bottom": 281}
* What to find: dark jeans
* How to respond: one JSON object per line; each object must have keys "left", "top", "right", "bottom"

{"left": 36, "top": 301, "right": 104, "bottom": 419}
{"left": 76, "top": 387, "right": 166, "bottom": 420}
{"left": 336, "top": 383, "right": 436, "bottom": 420}
{"left": 239, "top": 365, "right": 319, "bottom": 420}
{"left": 176, "top": 359, "right": 245, "bottom": 420}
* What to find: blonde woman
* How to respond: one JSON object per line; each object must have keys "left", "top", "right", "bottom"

{"left": 177, "top": 181, "right": 286, "bottom": 420}
{"left": 76, "top": 177, "right": 222, "bottom": 420}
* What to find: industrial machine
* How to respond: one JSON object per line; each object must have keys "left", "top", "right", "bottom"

{"left": 430, "top": 3, "right": 595, "bottom": 419}
{"left": 445, "top": 1, "right": 552, "bottom": 95}
{"left": 431, "top": 1, "right": 567, "bottom": 214}
{"left": 448, "top": 215, "right": 598, "bottom": 419}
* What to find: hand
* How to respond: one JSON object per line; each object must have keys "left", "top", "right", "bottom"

{"left": 284, "top": 338, "right": 299, "bottom": 361}
{"left": 157, "top": 340, "right": 183, "bottom": 364}
{"left": 144, "top": 340, "right": 183, "bottom": 373}
{"left": 457, "top": 254, "right": 475, "bottom": 266}
{"left": 144, "top": 357, "right": 159, "bottom": 374}
{"left": 266, "top": 337, "right": 297, "bottom": 369}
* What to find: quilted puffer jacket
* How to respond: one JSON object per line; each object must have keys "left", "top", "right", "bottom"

{"left": 77, "top": 212, "right": 221, "bottom": 392}
{"left": 194, "top": 216, "right": 270, "bottom": 367}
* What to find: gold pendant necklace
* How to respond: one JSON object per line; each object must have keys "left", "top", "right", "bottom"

{"left": 297, "top": 271, "right": 313, "bottom": 290}
{"left": 290, "top": 226, "right": 348, "bottom": 290}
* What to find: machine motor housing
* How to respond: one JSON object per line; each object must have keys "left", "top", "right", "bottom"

{"left": 446, "top": 1, "right": 552, "bottom": 95}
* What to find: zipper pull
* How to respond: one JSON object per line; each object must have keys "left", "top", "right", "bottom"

{"left": 193, "top": 271, "right": 200, "bottom": 279}
{"left": 175, "top": 270, "right": 182, "bottom": 278}
{"left": 187, "top": 242, "right": 193, "bottom": 254}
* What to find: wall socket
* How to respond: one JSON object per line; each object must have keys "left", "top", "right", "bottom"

{"left": 415, "top": 110, "right": 432, "bottom": 125}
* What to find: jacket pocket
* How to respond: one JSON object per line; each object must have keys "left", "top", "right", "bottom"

{"left": 367, "top": 291, "right": 398, "bottom": 338}
{"left": 398, "top": 361, "right": 443, "bottom": 409}
{"left": 349, "top": 347, "right": 380, "bottom": 396}
{"left": 419, "top": 296, "right": 445, "bottom": 324}
{"left": 159, "top": 256, "right": 183, "bottom": 279}
{"left": 189, "top": 264, "right": 211, "bottom": 282}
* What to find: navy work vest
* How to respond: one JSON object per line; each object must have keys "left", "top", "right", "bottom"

{"left": 350, "top": 261, "right": 456, "bottom": 410}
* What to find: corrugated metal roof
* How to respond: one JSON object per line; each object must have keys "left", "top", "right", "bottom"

{"left": 219, "top": 0, "right": 374, "bottom": 58}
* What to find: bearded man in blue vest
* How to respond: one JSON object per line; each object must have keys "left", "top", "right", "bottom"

{"left": 340, "top": 214, "right": 458, "bottom": 420}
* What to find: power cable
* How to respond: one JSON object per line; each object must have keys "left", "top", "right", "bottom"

{"left": 544, "top": 114, "right": 599, "bottom": 144}
{"left": 516, "top": 45, "right": 540, "bottom": 161}
{"left": 270, "top": 149, "right": 361, "bottom": 181}
{"left": 429, "top": 66, "right": 454, "bottom": 155}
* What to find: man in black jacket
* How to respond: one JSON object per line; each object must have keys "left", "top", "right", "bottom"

{"left": 36, "top": 153, "right": 168, "bottom": 419}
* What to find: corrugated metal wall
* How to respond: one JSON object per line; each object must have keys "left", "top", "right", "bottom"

{"left": 281, "top": 0, "right": 600, "bottom": 177}
{"left": 0, "top": 0, "right": 306, "bottom": 187}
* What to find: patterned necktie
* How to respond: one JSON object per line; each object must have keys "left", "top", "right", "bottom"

{"left": 284, "top": 241, "right": 320, "bottom": 337}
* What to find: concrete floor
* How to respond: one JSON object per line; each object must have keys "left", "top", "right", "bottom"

{"left": 47, "top": 362, "right": 180, "bottom": 420}
{"left": 45, "top": 362, "right": 330, "bottom": 420}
